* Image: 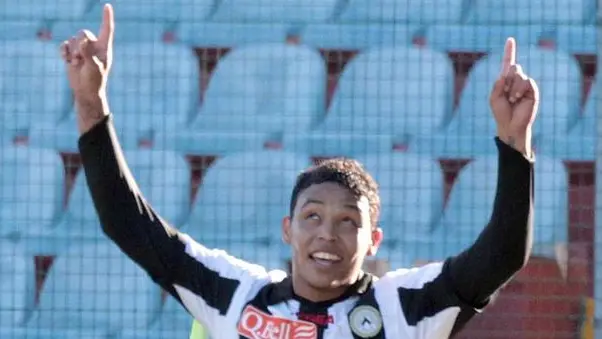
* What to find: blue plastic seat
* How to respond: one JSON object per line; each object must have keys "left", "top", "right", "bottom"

{"left": 210, "top": 0, "right": 340, "bottom": 23}
{"left": 0, "top": 21, "right": 45, "bottom": 40}
{"left": 0, "top": 40, "right": 71, "bottom": 139}
{"left": 284, "top": 46, "right": 454, "bottom": 157}
{"left": 301, "top": 23, "right": 421, "bottom": 51}
{"left": 0, "top": 242, "right": 35, "bottom": 327}
{"left": 51, "top": 20, "right": 169, "bottom": 43}
{"left": 118, "top": 296, "right": 192, "bottom": 339}
{"left": 356, "top": 153, "right": 444, "bottom": 240}
{"left": 431, "top": 155, "right": 568, "bottom": 261}
{"left": 554, "top": 25, "right": 597, "bottom": 55}
{"left": 413, "top": 46, "right": 582, "bottom": 158}
{"left": 338, "top": 0, "right": 466, "bottom": 24}
{"left": 538, "top": 81, "right": 597, "bottom": 161}
{"left": 424, "top": 24, "right": 547, "bottom": 53}
{"left": 162, "top": 43, "right": 325, "bottom": 155}
{"left": 21, "top": 240, "right": 162, "bottom": 338}
{"left": 467, "top": 0, "right": 594, "bottom": 25}
{"left": 33, "top": 42, "right": 199, "bottom": 152}
{"left": 0, "top": 146, "right": 64, "bottom": 239}
{"left": 0, "top": 0, "right": 90, "bottom": 20}
{"left": 176, "top": 22, "right": 293, "bottom": 48}
{"left": 43, "top": 149, "right": 190, "bottom": 254}
{"left": 182, "top": 151, "right": 309, "bottom": 243}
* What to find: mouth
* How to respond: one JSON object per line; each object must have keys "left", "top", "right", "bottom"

{"left": 310, "top": 251, "right": 343, "bottom": 267}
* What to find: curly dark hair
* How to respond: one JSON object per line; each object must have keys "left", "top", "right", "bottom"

{"left": 289, "top": 158, "right": 380, "bottom": 228}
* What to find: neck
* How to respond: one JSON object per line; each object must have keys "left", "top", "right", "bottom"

{"left": 291, "top": 272, "right": 365, "bottom": 303}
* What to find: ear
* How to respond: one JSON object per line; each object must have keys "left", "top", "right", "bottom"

{"left": 282, "top": 216, "right": 292, "bottom": 244}
{"left": 367, "top": 227, "right": 383, "bottom": 256}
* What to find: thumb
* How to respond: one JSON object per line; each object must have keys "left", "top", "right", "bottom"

{"left": 490, "top": 77, "right": 506, "bottom": 99}
{"left": 79, "top": 30, "right": 98, "bottom": 60}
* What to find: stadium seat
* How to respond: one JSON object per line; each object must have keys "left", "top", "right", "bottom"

{"left": 31, "top": 42, "right": 199, "bottom": 152}
{"left": 0, "top": 242, "right": 35, "bottom": 327}
{"left": 284, "top": 46, "right": 454, "bottom": 156}
{"left": 338, "top": 0, "right": 466, "bottom": 24}
{"left": 0, "top": 146, "right": 64, "bottom": 240}
{"left": 51, "top": 20, "right": 169, "bottom": 43}
{"left": 0, "top": 21, "right": 45, "bottom": 40}
{"left": 0, "top": 0, "right": 90, "bottom": 20}
{"left": 20, "top": 240, "right": 162, "bottom": 338}
{"left": 554, "top": 25, "right": 597, "bottom": 55}
{"left": 424, "top": 24, "right": 547, "bottom": 53}
{"left": 176, "top": 22, "right": 294, "bottom": 48}
{"left": 0, "top": 40, "right": 71, "bottom": 139}
{"left": 355, "top": 153, "right": 445, "bottom": 241}
{"left": 538, "top": 81, "right": 597, "bottom": 161}
{"left": 467, "top": 0, "right": 594, "bottom": 25}
{"left": 162, "top": 43, "right": 325, "bottom": 155}
{"left": 118, "top": 296, "right": 192, "bottom": 339}
{"left": 210, "top": 0, "right": 340, "bottom": 23}
{"left": 41, "top": 149, "right": 190, "bottom": 254}
{"left": 182, "top": 151, "right": 310, "bottom": 243}
{"left": 412, "top": 46, "right": 582, "bottom": 158}
{"left": 300, "top": 23, "right": 420, "bottom": 51}
{"left": 430, "top": 155, "right": 568, "bottom": 262}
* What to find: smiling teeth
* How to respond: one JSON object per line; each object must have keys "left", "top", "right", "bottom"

{"left": 312, "top": 252, "right": 341, "bottom": 261}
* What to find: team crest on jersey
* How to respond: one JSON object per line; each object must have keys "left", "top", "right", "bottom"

{"left": 238, "top": 305, "right": 318, "bottom": 339}
{"left": 349, "top": 305, "right": 383, "bottom": 338}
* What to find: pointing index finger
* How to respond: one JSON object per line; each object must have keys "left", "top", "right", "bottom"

{"left": 97, "top": 3, "right": 114, "bottom": 47}
{"left": 500, "top": 37, "right": 516, "bottom": 77}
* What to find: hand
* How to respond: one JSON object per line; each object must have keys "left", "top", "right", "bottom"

{"left": 490, "top": 37, "right": 539, "bottom": 157}
{"left": 60, "top": 3, "right": 114, "bottom": 133}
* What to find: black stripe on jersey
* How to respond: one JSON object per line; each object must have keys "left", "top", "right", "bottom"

{"left": 178, "top": 251, "right": 240, "bottom": 315}
{"left": 397, "top": 260, "right": 477, "bottom": 331}
{"left": 348, "top": 285, "right": 386, "bottom": 339}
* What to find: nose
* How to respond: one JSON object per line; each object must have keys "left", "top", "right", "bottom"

{"left": 317, "top": 222, "right": 337, "bottom": 242}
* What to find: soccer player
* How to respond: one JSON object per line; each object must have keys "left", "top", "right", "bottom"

{"left": 60, "top": 4, "right": 538, "bottom": 338}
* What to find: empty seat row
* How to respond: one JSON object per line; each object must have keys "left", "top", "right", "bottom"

{"left": 0, "top": 146, "right": 569, "bottom": 262}
{"left": 0, "top": 41, "right": 589, "bottom": 159}
{"left": 0, "top": 0, "right": 595, "bottom": 25}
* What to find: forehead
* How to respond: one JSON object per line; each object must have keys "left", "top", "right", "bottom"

{"left": 296, "top": 182, "right": 370, "bottom": 211}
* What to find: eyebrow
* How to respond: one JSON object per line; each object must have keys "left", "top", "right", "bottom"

{"left": 301, "top": 199, "right": 361, "bottom": 212}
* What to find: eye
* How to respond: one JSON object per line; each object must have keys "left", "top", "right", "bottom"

{"left": 341, "top": 216, "right": 359, "bottom": 228}
{"left": 306, "top": 213, "right": 320, "bottom": 221}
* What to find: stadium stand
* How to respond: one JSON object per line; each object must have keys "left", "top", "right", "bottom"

{"left": 163, "top": 43, "right": 326, "bottom": 155}
{"left": 0, "top": 40, "right": 71, "bottom": 141}
{"left": 284, "top": 45, "right": 454, "bottom": 156}
{"left": 1, "top": 241, "right": 162, "bottom": 339}
{"left": 412, "top": 46, "right": 583, "bottom": 158}
{"left": 0, "top": 146, "right": 64, "bottom": 239}
{"left": 0, "top": 0, "right": 597, "bottom": 337}
{"left": 30, "top": 149, "right": 191, "bottom": 255}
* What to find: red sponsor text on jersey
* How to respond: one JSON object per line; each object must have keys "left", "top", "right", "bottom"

{"left": 238, "top": 305, "right": 318, "bottom": 339}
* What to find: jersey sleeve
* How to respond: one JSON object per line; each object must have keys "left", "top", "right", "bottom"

{"left": 379, "top": 138, "right": 534, "bottom": 339}
{"left": 77, "top": 115, "right": 272, "bottom": 332}
{"left": 376, "top": 261, "right": 478, "bottom": 339}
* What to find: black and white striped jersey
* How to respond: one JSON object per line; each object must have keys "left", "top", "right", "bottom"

{"left": 79, "top": 115, "right": 534, "bottom": 339}
{"left": 174, "top": 233, "right": 481, "bottom": 339}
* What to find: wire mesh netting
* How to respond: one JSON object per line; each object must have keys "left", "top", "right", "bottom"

{"left": 0, "top": 0, "right": 599, "bottom": 338}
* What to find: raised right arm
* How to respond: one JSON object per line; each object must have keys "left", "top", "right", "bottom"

{"left": 79, "top": 115, "right": 270, "bottom": 323}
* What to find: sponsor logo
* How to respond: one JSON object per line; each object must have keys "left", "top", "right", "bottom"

{"left": 238, "top": 305, "right": 318, "bottom": 339}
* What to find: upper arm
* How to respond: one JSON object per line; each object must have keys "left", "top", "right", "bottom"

{"left": 377, "top": 261, "right": 485, "bottom": 338}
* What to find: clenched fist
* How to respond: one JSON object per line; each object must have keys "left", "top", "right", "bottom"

{"left": 490, "top": 38, "right": 539, "bottom": 158}
{"left": 60, "top": 3, "right": 114, "bottom": 134}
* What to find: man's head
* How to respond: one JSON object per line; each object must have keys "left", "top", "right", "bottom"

{"left": 282, "top": 158, "right": 383, "bottom": 300}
